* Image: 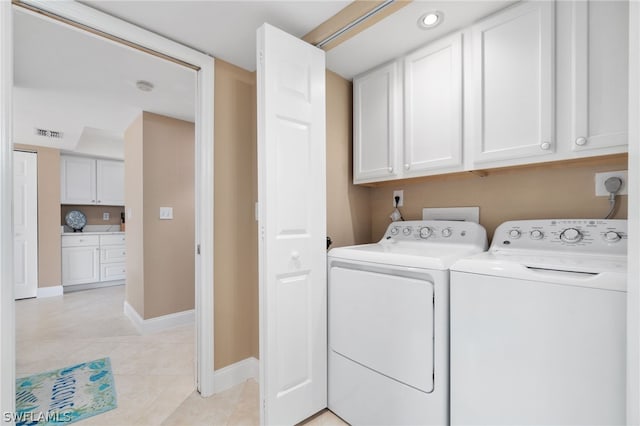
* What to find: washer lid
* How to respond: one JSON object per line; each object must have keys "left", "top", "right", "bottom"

{"left": 329, "top": 240, "right": 486, "bottom": 270}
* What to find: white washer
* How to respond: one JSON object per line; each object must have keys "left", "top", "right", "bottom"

{"left": 328, "top": 220, "right": 487, "bottom": 425}
{"left": 450, "top": 219, "right": 627, "bottom": 425}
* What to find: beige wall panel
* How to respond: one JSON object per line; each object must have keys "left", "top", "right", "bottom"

{"left": 142, "top": 112, "right": 195, "bottom": 319}
{"left": 124, "top": 114, "right": 145, "bottom": 317}
{"left": 14, "top": 144, "right": 61, "bottom": 288}
{"left": 61, "top": 205, "right": 124, "bottom": 226}
{"left": 214, "top": 60, "right": 259, "bottom": 369}
{"left": 369, "top": 156, "right": 629, "bottom": 243}
{"left": 326, "top": 70, "right": 372, "bottom": 248}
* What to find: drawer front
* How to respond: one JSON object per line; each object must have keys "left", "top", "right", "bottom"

{"left": 101, "top": 246, "right": 126, "bottom": 263}
{"left": 100, "top": 262, "right": 126, "bottom": 282}
{"left": 100, "top": 234, "right": 126, "bottom": 246}
{"left": 62, "top": 235, "right": 100, "bottom": 247}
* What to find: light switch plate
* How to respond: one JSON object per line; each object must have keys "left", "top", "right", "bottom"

{"left": 422, "top": 207, "right": 480, "bottom": 223}
{"left": 160, "top": 207, "right": 173, "bottom": 220}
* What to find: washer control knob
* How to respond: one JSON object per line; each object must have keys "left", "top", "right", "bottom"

{"left": 509, "top": 229, "right": 521, "bottom": 239}
{"left": 604, "top": 231, "right": 622, "bottom": 243}
{"left": 441, "top": 228, "right": 452, "bottom": 238}
{"left": 390, "top": 226, "right": 400, "bottom": 236}
{"left": 530, "top": 230, "right": 544, "bottom": 240}
{"left": 402, "top": 227, "right": 412, "bottom": 236}
{"left": 560, "top": 228, "right": 583, "bottom": 243}
{"left": 419, "top": 227, "right": 432, "bottom": 239}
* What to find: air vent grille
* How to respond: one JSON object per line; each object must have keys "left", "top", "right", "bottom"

{"left": 34, "top": 128, "right": 63, "bottom": 139}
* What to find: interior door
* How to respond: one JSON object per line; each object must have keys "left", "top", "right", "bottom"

{"left": 13, "top": 151, "right": 38, "bottom": 299}
{"left": 257, "top": 23, "right": 326, "bottom": 425}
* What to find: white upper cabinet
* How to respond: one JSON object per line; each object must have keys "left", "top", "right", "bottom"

{"left": 96, "top": 159, "right": 125, "bottom": 206}
{"left": 353, "top": 61, "right": 401, "bottom": 184}
{"left": 404, "top": 32, "right": 463, "bottom": 176}
{"left": 60, "top": 156, "right": 97, "bottom": 204}
{"left": 470, "top": 1, "right": 555, "bottom": 166}
{"left": 570, "top": 0, "right": 628, "bottom": 153}
{"left": 61, "top": 155, "right": 124, "bottom": 206}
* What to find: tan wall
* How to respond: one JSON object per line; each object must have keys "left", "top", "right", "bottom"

{"left": 61, "top": 205, "right": 124, "bottom": 226}
{"left": 142, "top": 112, "right": 195, "bottom": 319}
{"left": 214, "top": 59, "right": 259, "bottom": 369}
{"left": 14, "top": 144, "right": 61, "bottom": 288}
{"left": 369, "top": 155, "right": 629, "bottom": 243}
{"left": 326, "top": 70, "right": 372, "bottom": 248}
{"left": 124, "top": 114, "right": 144, "bottom": 316}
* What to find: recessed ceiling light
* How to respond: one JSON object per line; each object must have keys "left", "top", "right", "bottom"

{"left": 418, "top": 11, "right": 443, "bottom": 29}
{"left": 136, "top": 80, "right": 154, "bottom": 92}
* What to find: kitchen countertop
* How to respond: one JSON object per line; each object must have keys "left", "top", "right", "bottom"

{"left": 61, "top": 225, "right": 124, "bottom": 235}
{"left": 62, "top": 231, "right": 125, "bottom": 236}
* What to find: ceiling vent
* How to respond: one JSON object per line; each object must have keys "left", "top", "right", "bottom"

{"left": 34, "top": 128, "right": 63, "bottom": 139}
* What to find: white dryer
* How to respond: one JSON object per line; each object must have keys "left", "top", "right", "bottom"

{"left": 328, "top": 220, "right": 487, "bottom": 425}
{"left": 450, "top": 219, "right": 627, "bottom": 425}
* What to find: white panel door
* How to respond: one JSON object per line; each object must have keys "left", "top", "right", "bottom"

{"left": 60, "top": 155, "right": 96, "bottom": 204}
{"left": 471, "top": 1, "right": 555, "bottom": 165}
{"left": 404, "top": 32, "right": 463, "bottom": 175}
{"left": 96, "top": 159, "right": 124, "bottom": 205}
{"left": 257, "top": 23, "right": 326, "bottom": 425}
{"left": 571, "top": 0, "right": 629, "bottom": 152}
{"left": 353, "top": 61, "right": 401, "bottom": 183}
{"left": 13, "top": 151, "right": 37, "bottom": 300}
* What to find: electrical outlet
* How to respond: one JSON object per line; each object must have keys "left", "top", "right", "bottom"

{"left": 595, "top": 171, "right": 628, "bottom": 196}
{"left": 102, "top": 212, "right": 110, "bottom": 221}
{"left": 393, "top": 190, "right": 404, "bottom": 207}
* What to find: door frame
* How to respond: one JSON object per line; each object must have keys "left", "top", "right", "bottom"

{"left": 0, "top": 0, "right": 216, "bottom": 416}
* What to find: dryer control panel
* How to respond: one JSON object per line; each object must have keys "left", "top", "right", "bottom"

{"left": 383, "top": 220, "right": 487, "bottom": 248}
{"left": 493, "top": 219, "right": 627, "bottom": 256}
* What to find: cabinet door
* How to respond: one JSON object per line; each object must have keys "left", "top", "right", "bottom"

{"left": 100, "top": 262, "right": 126, "bottom": 282}
{"left": 471, "top": 1, "right": 555, "bottom": 165}
{"left": 404, "top": 32, "right": 463, "bottom": 175}
{"left": 60, "top": 156, "right": 96, "bottom": 204}
{"left": 62, "top": 246, "right": 100, "bottom": 285}
{"left": 96, "top": 159, "right": 124, "bottom": 206}
{"left": 571, "top": 0, "right": 628, "bottom": 152}
{"left": 353, "top": 61, "right": 401, "bottom": 183}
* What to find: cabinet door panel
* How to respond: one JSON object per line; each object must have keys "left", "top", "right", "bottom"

{"left": 353, "top": 61, "right": 400, "bottom": 183}
{"left": 60, "top": 156, "right": 96, "bottom": 204}
{"left": 96, "top": 159, "right": 124, "bottom": 205}
{"left": 100, "top": 262, "right": 126, "bottom": 282}
{"left": 472, "top": 1, "right": 555, "bottom": 164}
{"left": 572, "top": 0, "right": 628, "bottom": 151}
{"left": 404, "top": 32, "right": 462, "bottom": 174}
{"left": 62, "top": 246, "right": 99, "bottom": 285}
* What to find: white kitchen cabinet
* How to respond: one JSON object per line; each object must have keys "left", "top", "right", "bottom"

{"left": 570, "top": 0, "right": 628, "bottom": 153}
{"left": 353, "top": 61, "right": 401, "bottom": 184}
{"left": 99, "top": 234, "right": 126, "bottom": 282}
{"left": 61, "top": 235, "right": 100, "bottom": 286}
{"left": 60, "top": 155, "right": 124, "bottom": 206}
{"left": 470, "top": 1, "right": 555, "bottom": 166}
{"left": 404, "top": 32, "right": 463, "bottom": 176}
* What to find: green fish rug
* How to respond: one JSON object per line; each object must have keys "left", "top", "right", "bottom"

{"left": 15, "top": 357, "right": 117, "bottom": 425}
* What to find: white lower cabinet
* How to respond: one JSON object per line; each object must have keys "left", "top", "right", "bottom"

{"left": 62, "top": 233, "right": 126, "bottom": 287}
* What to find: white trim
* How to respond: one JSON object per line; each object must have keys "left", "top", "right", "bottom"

{"left": 0, "top": 1, "right": 15, "bottom": 421}
{"left": 123, "top": 301, "right": 195, "bottom": 334}
{"left": 36, "top": 285, "right": 63, "bottom": 298}
{"left": 213, "top": 357, "right": 259, "bottom": 394}
{"left": 5, "top": 0, "right": 216, "bottom": 401}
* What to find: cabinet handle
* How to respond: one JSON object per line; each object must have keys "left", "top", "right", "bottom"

{"left": 97, "top": 200, "right": 101, "bottom": 203}
{"left": 540, "top": 142, "right": 551, "bottom": 150}
{"left": 575, "top": 137, "right": 587, "bottom": 146}
{"left": 404, "top": 164, "right": 410, "bottom": 170}
{"left": 388, "top": 167, "right": 393, "bottom": 173}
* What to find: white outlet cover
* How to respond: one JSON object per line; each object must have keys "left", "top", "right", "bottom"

{"left": 595, "top": 170, "right": 628, "bottom": 196}
{"left": 103, "top": 212, "right": 110, "bottom": 221}
{"left": 393, "top": 190, "right": 404, "bottom": 207}
{"left": 160, "top": 207, "right": 174, "bottom": 220}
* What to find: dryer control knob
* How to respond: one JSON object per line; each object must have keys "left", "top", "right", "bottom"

{"left": 402, "top": 227, "right": 412, "bottom": 236}
{"left": 604, "top": 231, "right": 622, "bottom": 243}
{"left": 419, "top": 227, "right": 432, "bottom": 239}
{"left": 441, "top": 228, "right": 452, "bottom": 238}
{"left": 390, "top": 226, "right": 400, "bottom": 236}
{"left": 560, "top": 228, "right": 583, "bottom": 243}
{"left": 509, "top": 229, "right": 521, "bottom": 239}
{"left": 530, "top": 230, "right": 544, "bottom": 240}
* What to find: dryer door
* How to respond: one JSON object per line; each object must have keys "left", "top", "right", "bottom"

{"left": 329, "top": 265, "right": 435, "bottom": 393}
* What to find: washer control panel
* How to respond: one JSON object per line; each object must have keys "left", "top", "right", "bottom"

{"left": 383, "top": 220, "right": 487, "bottom": 248}
{"left": 493, "top": 219, "right": 627, "bottom": 255}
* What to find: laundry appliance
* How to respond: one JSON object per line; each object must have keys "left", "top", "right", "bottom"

{"left": 450, "top": 219, "right": 627, "bottom": 425}
{"left": 328, "top": 220, "right": 487, "bottom": 425}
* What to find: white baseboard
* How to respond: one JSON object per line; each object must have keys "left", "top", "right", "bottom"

{"left": 213, "top": 357, "right": 259, "bottom": 394}
{"left": 37, "top": 285, "right": 63, "bottom": 298}
{"left": 123, "top": 301, "right": 194, "bottom": 334}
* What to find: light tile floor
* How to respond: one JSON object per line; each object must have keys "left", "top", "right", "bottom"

{"left": 16, "top": 285, "right": 347, "bottom": 426}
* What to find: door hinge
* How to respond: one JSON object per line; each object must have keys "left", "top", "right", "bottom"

{"left": 197, "top": 244, "right": 201, "bottom": 255}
